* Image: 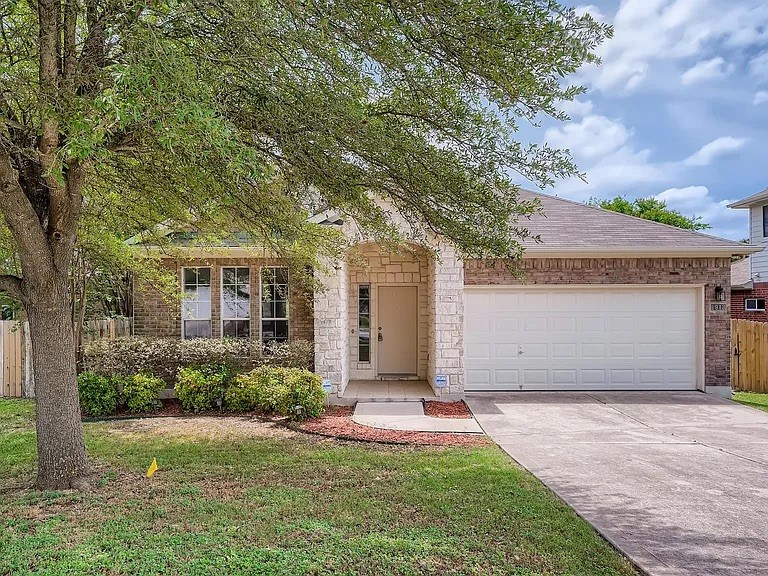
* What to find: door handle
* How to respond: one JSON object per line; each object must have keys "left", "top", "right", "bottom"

{"left": 378, "top": 327, "right": 383, "bottom": 341}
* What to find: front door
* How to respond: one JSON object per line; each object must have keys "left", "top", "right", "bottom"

{"left": 377, "top": 286, "right": 418, "bottom": 375}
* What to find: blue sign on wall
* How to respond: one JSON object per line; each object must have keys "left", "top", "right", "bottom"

{"left": 435, "top": 374, "right": 449, "bottom": 389}
{"left": 322, "top": 379, "right": 333, "bottom": 393}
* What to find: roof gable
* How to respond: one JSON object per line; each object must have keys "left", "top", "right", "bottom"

{"left": 727, "top": 188, "right": 768, "bottom": 209}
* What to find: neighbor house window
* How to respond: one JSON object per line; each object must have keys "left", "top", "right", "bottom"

{"left": 221, "top": 267, "right": 250, "bottom": 338}
{"left": 763, "top": 206, "right": 768, "bottom": 238}
{"left": 261, "top": 267, "right": 289, "bottom": 344}
{"left": 358, "top": 285, "right": 370, "bottom": 362}
{"left": 745, "top": 298, "right": 766, "bottom": 312}
{"left": 182, "top": 267, "right": 212, "bottom": 338}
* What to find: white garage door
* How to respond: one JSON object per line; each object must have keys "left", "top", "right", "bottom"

{"left": 464, "top": 287, "right": 700, "bottom": 391}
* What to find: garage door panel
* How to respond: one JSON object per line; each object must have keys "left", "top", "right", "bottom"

{"left": 464, "top": 287, "right": 699, "bottom": 391}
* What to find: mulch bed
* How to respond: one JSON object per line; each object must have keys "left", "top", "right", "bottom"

{"left": 295, "top": 406, "right": 489, "bottom": 447}
{"left": 423, "top": 400, "right": 472, "bottom": 419}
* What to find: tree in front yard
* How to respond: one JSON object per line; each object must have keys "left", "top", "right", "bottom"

{"left": 0, "top": 0, "right": 608, "bottom": 489}
{"left": 588, "top": 196, "right": 710, "bottom": 231}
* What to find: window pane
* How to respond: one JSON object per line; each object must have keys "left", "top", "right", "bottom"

{"left": 764, "top": 206, "right": 768, "bottom": 237}
{"left": 222, "top": 267, "right": 237, "bottom": 285}
{"left": 359, "top": 316, "right": 370, "bottom": 330}
{"left": 197, "top": 268, "right": 211, "bottom": 285}
{"left": 262, "top": 320, "right": 275, "bottom": 339}
{"left": 261, "top": 301, "right": 274, "bottom": 319}
{"left": 234, "top": 297, "right": 250, "bottom": 318}
{"left": 359, "top": 285, "right": 369, "bottom": 299}
{"left": 223, "top": 320, "right": 250, "bottom": 338}
{"left": 359, "top": 299, "right": 369, "bottom": 315}
{"left": 184, "top": 320, "right": 211, "bottom": 338}
{"left": 197, "top": 299, "right": 211, "bottom": 319}
{"left": 273, "top": 301, "right": 287, "bottom": 320}
{"left": 237, "top": 268, "right": 250, "bottom": 284}
{"left": 182, "top": 301, "right": 196, "bottom": 319}
{"left": 274, "top": 267, "right": 289, "bottom": 285}
{"left": 183, "top": 268, "right": 198, "bottom": 285}
{"left": 275, "top": 320, "right": 288, "bottom": 339}
{"left": 359, "top": 344, "right": 370, "bottom": 362}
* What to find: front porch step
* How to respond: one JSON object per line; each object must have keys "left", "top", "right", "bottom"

{"left": 352, "top": 402, "right": 484, "bottom": 434}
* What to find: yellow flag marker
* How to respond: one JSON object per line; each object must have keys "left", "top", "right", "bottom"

{"left": 146, "top": 458, "right": 158, "bottom": 478}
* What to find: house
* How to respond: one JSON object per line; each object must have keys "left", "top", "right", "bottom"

{"left": 133, "top": 189, "right": 758, "bottom": 401}
{"left": 728, "top": 189, "right": 768, "bottom": 322}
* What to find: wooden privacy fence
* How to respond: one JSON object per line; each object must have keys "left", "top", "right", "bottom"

{"left": 731, "top": 319, "right": 768, "bottom": 393}
{"left": 0, "top": 317, "right": 132, "bottom": 398}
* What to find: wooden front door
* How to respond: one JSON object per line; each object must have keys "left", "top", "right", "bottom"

{"left": 377, "top": 286, "right": 418, "bottom": 375}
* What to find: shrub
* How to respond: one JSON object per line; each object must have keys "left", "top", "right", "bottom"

{"left": 123, "top": 373, "right": 165, "bottom": 413}
{"left": 77, "top": 371, "right": 118, "bottom": 417}
{"left": 175, "top": 364, "right": 229, "bottom": 412}
{"left": 225, "top": 366, "right": 325, "bottom": 420}
{"left": 82, "top": 337, "right": 313, "bottom": 384}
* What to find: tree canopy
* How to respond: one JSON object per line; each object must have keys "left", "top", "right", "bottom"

{"left": 588, "top": 196, "right": 710, "bottom": 231}
{"left": 0, "top": 0, "right": 609, "bottom": 489}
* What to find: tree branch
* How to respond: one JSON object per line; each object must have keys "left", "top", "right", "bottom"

{"left": 0, "top": 274, "right": 23, "bottom": 300}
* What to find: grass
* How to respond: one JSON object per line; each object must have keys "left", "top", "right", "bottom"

{"left": 0, "top": 400, "right": 637, "bottom": 576}
{"left": 733, "top": 391, "right": 768, "bottom": 412}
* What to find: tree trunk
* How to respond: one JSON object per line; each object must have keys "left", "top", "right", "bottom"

{"left": 26, "top": 276, "right": 90, "bottom": 490}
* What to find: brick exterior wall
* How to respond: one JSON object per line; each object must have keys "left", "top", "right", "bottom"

{"left": 464, "top": 257, "right": 732, "bottom": 388}
{"left": 731, "top": 282, "right": 768, "bottom": 322}
{"left": 133, "top": 257, "right": 313, "bottom": 342}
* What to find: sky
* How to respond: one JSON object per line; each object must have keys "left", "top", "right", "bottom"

{"left": 522, "top": 0, "right": 768, "bottom": 240}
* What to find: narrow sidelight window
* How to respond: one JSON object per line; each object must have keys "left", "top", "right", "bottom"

{"left": 221, "top": 267, "right": 251, "bottom": 338}
{"left": 182, "top": 267, "right": 212, "bottom": 338}
{"left": 261, "top": 267, "right": 289, "bottom": 344}
{"left": 358, "top": 285, "right": 370, "bottom": 362}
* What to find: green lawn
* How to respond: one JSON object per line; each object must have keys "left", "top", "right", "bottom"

{"left": 0, "top": 400, "right": 636, "bottom": 576}
{"left": 733, "top": 392, "right": 768, "bottom": 412}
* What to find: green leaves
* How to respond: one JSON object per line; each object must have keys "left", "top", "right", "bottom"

{"left": 588, "top": 196, "right": 711, "bottom": 231}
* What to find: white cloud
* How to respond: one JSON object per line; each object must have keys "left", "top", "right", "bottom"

{"left": 683, "top": 137, "right": 749, "bottom": 167}
{"left": 559, "top": 99, "right": 594, "bottom": 119}
{"left": 577, "top": 0, "right": 768, "bottom": 93}
{"left": 544, "top": 115, "right": 631, "bottom": 161}
{"left": 680, "top": 57, "right": 731, "bottom": 85}
{"left": 655, "top": 186, "right": 748, "bottom": 239}
{"left": 748, "top": 50, "right": 768, "bottom": 81}
{"left": 544, "top": 113, "right": 667, "bottom": 200}
{"left": 754, "top": 91, "right": 768, "bottom": 105}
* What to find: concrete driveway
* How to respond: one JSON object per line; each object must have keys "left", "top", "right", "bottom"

{"left": 466, "top": 392, "right": 768, "bottom": 576}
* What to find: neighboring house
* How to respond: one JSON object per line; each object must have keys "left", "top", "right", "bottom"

{"left": 133, "top": 189, "right": 757, "bottom": 401}
{"left": 728, "top": 189, "right": 768, "bottom": 322}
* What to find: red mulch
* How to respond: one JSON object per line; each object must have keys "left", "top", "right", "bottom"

{"left": 423, "top": 400, "right": 472, "bottom": 419}
{"left": 295, "top": 406, "right": 489, "bottom": 447}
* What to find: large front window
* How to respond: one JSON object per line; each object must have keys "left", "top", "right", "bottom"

{"left": 261, "top": 267, "right": 289, "bottom": 344}
{"left": 221, "top": 267, "right": 251, "bottom": 338}
{"left": 182, "top": 267, "right": 212, "bottom": 338}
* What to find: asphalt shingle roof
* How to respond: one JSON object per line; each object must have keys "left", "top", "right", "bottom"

{"left": 515, "top": 189, "right": 754, "bottom": 255}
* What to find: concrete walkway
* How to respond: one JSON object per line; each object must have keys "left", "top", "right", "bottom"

{"left": 352, "top": 402, "right": 484, "bottom": 433}
{"left": 466, "top": 392, "right": 768, "bottom": 576}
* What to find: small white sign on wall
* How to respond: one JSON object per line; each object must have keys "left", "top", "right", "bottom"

{"left": 435, "top": 374, "right": 449, "bottom": 389}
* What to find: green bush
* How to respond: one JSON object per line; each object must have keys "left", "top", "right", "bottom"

{"left": 77, "top": 371, "right": 118, "bottom": 417}
{"left": 82, "top": 337, "right": 313, "bottom": 384}
{"left": 123, "top": 373, "right": 165, "bottom": 413}
{"left": 225, "top": 366, "right": 325, "bottom": 420}
{"left": 175, "top": 364, "right": 229, "bottom": 412}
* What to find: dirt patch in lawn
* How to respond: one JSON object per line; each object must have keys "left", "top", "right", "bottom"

{"left": 102, "top": 415, "right": 298, "bottom": 440}
{"left": 296, "top": 406, "right": 490, "bottom": 447}
{"left": 424, "top": 400, "right": 472, "bottom": 419}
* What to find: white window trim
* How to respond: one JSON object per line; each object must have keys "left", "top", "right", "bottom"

{"left": 259, "top": 266, "right": 290, "bottom": 343}
{"left": 745, "top": 298, "right": 766, "bottom": 312}
{"left": 181, "top": 266, "right": 212, "bottom": 339}
{"left": 220, "top": 266, "right": 251, "bottom": 339}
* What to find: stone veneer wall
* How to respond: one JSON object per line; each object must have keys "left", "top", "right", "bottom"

{"left": 428, "top": 243, "right": 465, "bottom": 397}
{"left": 346, "top": 244, "right": 430, "bottom": 380}
{"left": 133, "top": 257, "right": 313, "bottom": 342}
{"left": 313, "top": 259, "right": 350, "bottom": 396}
{"left": 464, "top": 257, "right": 732, "bottom": 388}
